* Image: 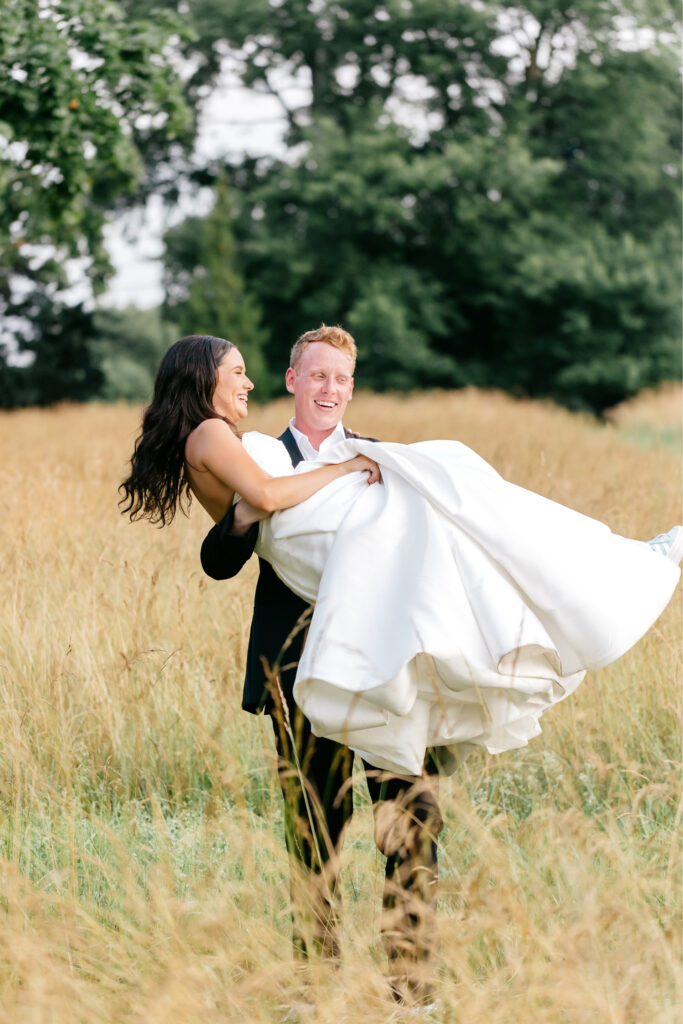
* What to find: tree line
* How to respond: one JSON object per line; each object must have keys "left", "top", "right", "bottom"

{"left": 1, "top": 0, "right": 680, "bottom": 414}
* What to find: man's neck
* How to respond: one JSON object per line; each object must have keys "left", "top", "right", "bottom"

{"left": 291, "top": 419, "right": 340, "bottom": 452}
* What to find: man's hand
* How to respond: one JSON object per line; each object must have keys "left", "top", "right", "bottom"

{"left": 231, "top": 498, "right": 273, "bottom": 535}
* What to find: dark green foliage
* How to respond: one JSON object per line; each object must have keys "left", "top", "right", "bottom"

{"left": 93, "top": 306, "right": 179, "bottom": 403}
{"left": 158, "top": 0, "right": 680, "bottom": 412}
{"left": 0, "top": 298, "right": 102, "bottom": 408}
{"left": 163, "top": 180, "right": 270, "bottom": 392}
{"left": 2, "top": 0, "right": 680, "bottom": 410}
{"left": 0, "top": 0, "right": 191, "bottom": 406}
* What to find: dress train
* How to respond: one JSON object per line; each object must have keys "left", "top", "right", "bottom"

{"left": 244, "top": 432, "right": 679, "bottom": 775}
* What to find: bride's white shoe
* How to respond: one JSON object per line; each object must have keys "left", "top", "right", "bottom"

{"left": 648, "top": 526, "right": 683, "bottom": 565}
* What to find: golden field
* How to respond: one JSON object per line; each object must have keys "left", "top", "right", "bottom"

{"left": 0, "top": 386, "right": 681, "bottom": 1024}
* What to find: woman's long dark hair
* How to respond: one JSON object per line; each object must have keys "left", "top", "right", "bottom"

{"left": 119, "top": 334, "right": 234, "bottom": 525}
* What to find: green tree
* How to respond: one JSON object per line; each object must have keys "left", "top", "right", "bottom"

{"left": 163, "top": 180, "right": 269, "bottom": 392}
{"left": 158, "top": 0, "right": 681, "bottom": 412}
{"left": 0, "top": 299, "right": 100, "bottom": 408}
{"left": 0, "top": 0, "right": 191, "bottom": 405}
{"left": 92, "top": 306, "right": 178, "bottom": 402}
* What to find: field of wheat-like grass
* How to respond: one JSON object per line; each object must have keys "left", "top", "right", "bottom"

{"left": 0, "top": 387, "right": 680, "bottom": 1024}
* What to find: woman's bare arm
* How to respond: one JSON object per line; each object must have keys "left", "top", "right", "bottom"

{"left": 187, "top": 420, "right": 379, "bottom": 513}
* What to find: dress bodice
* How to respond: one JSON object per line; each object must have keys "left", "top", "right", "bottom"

{"left": 241, "top": 431, "right": 295, "bottom": 477}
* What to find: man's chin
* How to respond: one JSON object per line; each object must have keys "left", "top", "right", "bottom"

{"left": 314, "top": 418, "right": 340, "bottom": 433}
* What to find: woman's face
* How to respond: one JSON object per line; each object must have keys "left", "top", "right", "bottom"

{"left": 212, "top": 347, "right": 254, "bottom": 422}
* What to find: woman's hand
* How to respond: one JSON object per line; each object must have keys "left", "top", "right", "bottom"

{"left": 348, "top": 454, "right": 382, "bottom": 484}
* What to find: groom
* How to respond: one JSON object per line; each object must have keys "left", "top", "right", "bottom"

{"left": 200, "top": 325, "right": 442, "bottom": 994}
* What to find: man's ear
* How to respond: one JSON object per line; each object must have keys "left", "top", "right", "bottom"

{"left": 285, "top": 367, "right": 296, "bottom": 394}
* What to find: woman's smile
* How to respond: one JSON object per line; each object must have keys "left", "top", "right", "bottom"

{"left": 213, "top": 348, "right": 254, "bottom": 422}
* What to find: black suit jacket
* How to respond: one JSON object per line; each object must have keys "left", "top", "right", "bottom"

{"left": 200, "top": 426, "right": 374, "bottom": 713}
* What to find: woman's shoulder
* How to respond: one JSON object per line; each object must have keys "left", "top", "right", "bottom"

{"left": 185, "top": 417, "right": 236, "bottom": 458}
{"left": 188, "top": 417, "right": 235, "bottom": 440}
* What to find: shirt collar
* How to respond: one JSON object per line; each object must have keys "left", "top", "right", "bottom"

{"left": 288, "top": 418, "right": 346, "bottom": 460}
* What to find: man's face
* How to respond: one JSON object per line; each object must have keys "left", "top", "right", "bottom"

{"left": 285, "top": 341, "right": 355, "bottom": 438}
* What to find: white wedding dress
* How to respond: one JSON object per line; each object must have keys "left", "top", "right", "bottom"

{"left": 242, "top": 431, "right": 680, "bottom": 776}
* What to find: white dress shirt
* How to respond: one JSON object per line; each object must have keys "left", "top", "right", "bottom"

{"left": 288, "top": 418, "right": 347, "bottom": 461}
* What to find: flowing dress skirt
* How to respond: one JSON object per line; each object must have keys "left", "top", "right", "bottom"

{"left": 245, "top": 433, "right": 680, "bottom": 776}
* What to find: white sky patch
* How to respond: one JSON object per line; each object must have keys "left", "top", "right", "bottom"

{"left": 103, "top": 59, "right": 295, "bottom": 308}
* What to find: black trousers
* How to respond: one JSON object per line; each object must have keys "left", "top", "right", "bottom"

{"left": 269, "top": 694, "right": 443, "bottom": 972}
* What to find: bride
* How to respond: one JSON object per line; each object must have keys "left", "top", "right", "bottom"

{"left": 120, "top": 335, "right": 682, "bottom": 776}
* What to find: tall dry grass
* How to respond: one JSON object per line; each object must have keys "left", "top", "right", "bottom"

{"left": 0, "top": 387, "right": 680, "bottom": 1023}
